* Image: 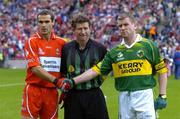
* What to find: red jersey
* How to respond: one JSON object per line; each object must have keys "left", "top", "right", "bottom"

{"left": 24, "top": 32, "right": 66, "bottom": 87}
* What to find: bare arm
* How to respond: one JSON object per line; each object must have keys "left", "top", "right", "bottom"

{"left": 158, "top": 72, "right": 167, "bottom": 95}
{"left": 31, "top": 66, "right": 56, "bottom": 83}
{"left": 73, "top": 69, "right": 99, "bottom": 84}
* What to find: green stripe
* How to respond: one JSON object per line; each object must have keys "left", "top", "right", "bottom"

{"left": 75, "top": 51, "right": 82, "bottom": 89}
{"left": 142, "top": 38, "right": 155, "bottom": 63}
{"left": 84, "top": 52, "right": 91, "bottom": 89}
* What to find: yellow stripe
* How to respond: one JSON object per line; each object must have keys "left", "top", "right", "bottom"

{"left": 155, "top": 60, "right": 168, "bottom": 74}
{"left": 112, "top": 59, "right": 152, "bottom": 78}
{"left": 91, "top": 62, "right": 102, "bottom": 75}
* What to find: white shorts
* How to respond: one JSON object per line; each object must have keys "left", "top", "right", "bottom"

{"left": 118, "top": 89, "right": 155, "bottom": 119}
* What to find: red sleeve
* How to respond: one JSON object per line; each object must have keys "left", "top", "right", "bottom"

{"left": 24, "top": 38, "right": 40, "bottom": 68}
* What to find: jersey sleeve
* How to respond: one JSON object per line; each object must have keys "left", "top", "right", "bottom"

{"left": 24, "top": 38, "right": 40, "bottom": 68}
{"left": 151, "top": 42, "right": 167, "bottom": 74}
{"left": 91, "top": 61, "right": 102, "bottom": 74}
{"left": 91, "top": 49, "right": 113, "bottom": 76}
{"left": 100, "top": 51, "right": 113, "bottom": 75}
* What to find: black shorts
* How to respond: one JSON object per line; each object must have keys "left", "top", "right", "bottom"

{"left": 64, "top": 88, "right": 109, "bottom": 119}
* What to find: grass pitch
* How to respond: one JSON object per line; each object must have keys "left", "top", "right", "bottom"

{"left": 0, "top": 68, "right": 180, "bottom": 119}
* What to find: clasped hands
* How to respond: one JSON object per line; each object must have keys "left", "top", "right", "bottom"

{"left": 53, "top": 78, "right": 75, "bottom": 92}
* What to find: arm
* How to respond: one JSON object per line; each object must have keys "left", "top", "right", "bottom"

{"left": 31, "top": 66, "right": 56, "bottom": 82}
{"left": 151, "top": 42, "right": 168, "bottom": 110}
{"left": 73, "top": 68, "right": 99, "bottom": 84}
{"left": 60, "top": 62, "right": 104, "bottom": 92}
{"left": 73, "top": 61, "right": 103, "bottom": 84}
{"left": 24, "top": 39, "right": 61, "bottom": 86}
{"left": 158, "top": 72, "right": 167, "bottom": 95}
{"left": 154, "top": 72, "right": 168, "bottom": 110}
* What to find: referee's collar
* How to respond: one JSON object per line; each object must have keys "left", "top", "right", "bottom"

{"left": 121, "top": 34, "right": 142, "bottom": 48}
{"left": 75, "top": 39, "right": 92, "bottom": 51}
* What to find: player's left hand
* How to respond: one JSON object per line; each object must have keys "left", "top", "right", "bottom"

{"left": 60, "top": 78, "right": 75, "bottom": 92}
{"left": 154, "top": 95, "right": 167, "bottom": 110}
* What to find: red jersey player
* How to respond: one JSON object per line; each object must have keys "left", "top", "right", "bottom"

{"left": 21, "top": 9, "right": 66, "bottom": 119}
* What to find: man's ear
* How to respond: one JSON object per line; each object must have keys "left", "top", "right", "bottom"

{"left": 134, "top": 21, "right": 138, "bottom": 29}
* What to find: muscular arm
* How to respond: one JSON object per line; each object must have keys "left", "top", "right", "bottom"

{"left": 31, "top": 66, "right": 56, "bottom": 82}
{"left": 158, "top": 72, "right": 167, "bottom": 95}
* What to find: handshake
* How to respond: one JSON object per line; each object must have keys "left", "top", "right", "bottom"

{"left": 53, "top": 78, "right": 75, "bottom": 92}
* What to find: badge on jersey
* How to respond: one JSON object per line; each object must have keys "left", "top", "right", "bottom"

{"left": 68, "top": 65, "right": 75, "bottom": 73}
{"left": 56, "top": 48, "right": 60, "bottom": 55}
{"left": 137, "top": 50, "right": 144, "bottom": 58}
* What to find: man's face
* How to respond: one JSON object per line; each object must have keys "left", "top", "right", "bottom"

{"left": 74, "top": 22, "right": 91, "bottom": 42}
{"left": 117, "top": 17, "right": 137, "bottom": 38}
{"left": 37, "top": 15, "right": 54, "bottom": 36}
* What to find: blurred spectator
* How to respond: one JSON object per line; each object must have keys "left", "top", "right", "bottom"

{"left": 0, "top": 45, "right": 4, "bottom": 67}
{"left": 173, "top": 45, "right": 180, "bottom": 80}
{"left": 0, "top": 0, "right": 179, "bottom": 64}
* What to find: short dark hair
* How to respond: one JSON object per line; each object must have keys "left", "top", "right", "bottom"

{"left": 117, "top": 12, "right": 136, "bottom": 23}
{"left": 37, "top": 9, "right": 54, "bottom": 22}
{"left": 71, "top": 14, "right": 90, "bottom": 29}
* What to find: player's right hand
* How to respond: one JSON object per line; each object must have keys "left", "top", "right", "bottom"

{"left": 53, "top": 78, "right": 64, "bottom": 89}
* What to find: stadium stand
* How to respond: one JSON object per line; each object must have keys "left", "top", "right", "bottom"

{"left": 0, "top": 0, "right": 179, "bottom": 69}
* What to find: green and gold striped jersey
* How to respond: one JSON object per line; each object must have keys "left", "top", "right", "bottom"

{"left": 100, "top": 35, "right": 167, "bottom": 91}
{"left": 61, "top": 39, "right": 107, "bottom": 90}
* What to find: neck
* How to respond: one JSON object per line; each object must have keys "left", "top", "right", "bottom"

{"left": 39, "top": 31, "right": 51, "bottom": 40}
{"left": 124, "top": 34, "right": 137, "bottom": 46}
{"left": 77, "top": 40, "right": 89, "bottom": 50}
{"left": 42, "top": 34, "right": 51, "bottom": 40}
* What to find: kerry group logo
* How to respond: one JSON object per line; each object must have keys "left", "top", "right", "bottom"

{"left": 117, "top": 52, "right": 124, "bottom": 61}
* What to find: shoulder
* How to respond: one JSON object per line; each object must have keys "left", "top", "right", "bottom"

{"left": 140, "top": 37, "right": 155, "bottom": 46}
{"left": 54, "top": 36, "right": 67, "bottom": 44}
{"left": 63, "top": 40, "right": 76, "bottom": 49}
{"left": 25, "top": 36, "right": 38, "bottom": 45}
{"left": 90, "top": 40, "right": 106, "bottom": 49}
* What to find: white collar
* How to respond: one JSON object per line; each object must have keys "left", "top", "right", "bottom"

{"left": 121, "top": 34, "right": 142, "bottom": 48}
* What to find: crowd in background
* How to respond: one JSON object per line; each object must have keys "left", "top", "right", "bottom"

{"left": 0, "top": 0, "right": 179, "bottom": 77}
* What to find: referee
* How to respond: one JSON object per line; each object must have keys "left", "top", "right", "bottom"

{"left": 61, "top": 14, "right": 109, "bottom": 119}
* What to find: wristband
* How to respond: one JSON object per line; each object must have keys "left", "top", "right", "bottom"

{"left": 159, "top": 94, "right": 167, "bottom": 99}
{"left": 53, "top": 78, "right": 58, "bottom": 85}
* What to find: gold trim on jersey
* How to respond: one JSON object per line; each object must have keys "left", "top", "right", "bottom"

{"left": 112, "top": 59, "right": 152, "bottom": 78}
{"left": 91, "top": 62, "right": 102, "bottom": 74}
{"left": 155, "top": 60, "right": 168, "bottom": 74}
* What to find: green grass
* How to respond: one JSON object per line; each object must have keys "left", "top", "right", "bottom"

{"left": 0, "top": 68, "right": 180, "bottom": 119}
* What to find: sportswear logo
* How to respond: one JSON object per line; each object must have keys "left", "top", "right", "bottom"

{"left": 38, "top": 48, "right": 45, "bottom": 55}
{"left": 117, "top": 52, "right": 124, "bottom": 61}
{"left": 137, "top": 50, "right": 144, "bottom": 58}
